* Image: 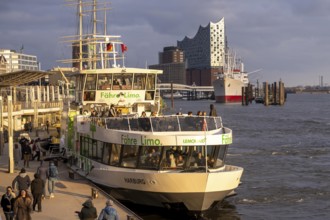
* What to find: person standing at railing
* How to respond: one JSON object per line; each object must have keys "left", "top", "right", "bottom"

{"left": 109, "top": 104, "right": 117, "bottom": 117}
{"left": 209, "top": 104, "right": 217, "bottom": 116}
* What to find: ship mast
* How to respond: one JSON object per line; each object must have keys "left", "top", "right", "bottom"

{"left": 79, "top": 0, "right": 83, "bottom": 71}
{"left": 93, "top": 0, "right": 97, "bottom": 69}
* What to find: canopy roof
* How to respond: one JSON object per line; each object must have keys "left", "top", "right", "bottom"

{"left": 0, "top": 70, "right": 51, "bottom": 87}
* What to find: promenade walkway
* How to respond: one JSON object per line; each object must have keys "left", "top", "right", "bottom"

{"left": 0, "top": 135, "right": 140, "bottom": 220}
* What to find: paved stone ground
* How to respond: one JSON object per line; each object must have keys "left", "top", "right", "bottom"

{"left": 0, "top": 130, "right": 140, "bottom": 220}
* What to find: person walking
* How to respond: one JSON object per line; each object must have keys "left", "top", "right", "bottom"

{"left": 46, "top": 161, "right": 58, "bottom": 198}
{"left": 1, "top": 186, "right": 15, "bottom": 220}
{"left": 31, "top": 173, "right": 44, "bottom": 212}
{"left": 12, "top": 168, "right": 31, "bottom": 195}
{"left": 13, "top": 144, "right": 21, "bottom": 168}
{"left": 97, "top": 199, "right": 119, "bottom": 220}
{"left": 78, "top": 199, "right": 97, "bottom": 220}
{"left": 46, "top": 120, "right": 50, "bottom": 133}
{"left": 32, "top": 139, "right": 41, "bottom": 161}
{"left": 108, "top": 104, "right": 117, "bottom": 117}
{"left": 36, "top": 161, "right": 48, "bottom": 199}
{"left": 21, "top": 142, "right": 32, "bottom": 168}
{"left": 13, "top": 189, "right": 32, "bottom": 220}
{"left": 209, "top": 104, "right": 217, "bottom": 117}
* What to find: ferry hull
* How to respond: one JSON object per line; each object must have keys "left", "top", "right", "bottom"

{"left": 84, "top": 165, "right": 243, "bottom": 212}
{"left": 107, "top": 188, "right": 232, "bottom": 211}
{"left": 213, "top": 77, "right": 245, "bottom": 103}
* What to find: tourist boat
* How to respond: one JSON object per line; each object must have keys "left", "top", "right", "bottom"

{"left": 212, "top": 53, "right": 249, "bottom": 103}
{"left": 60, "top": 0, "right": 243, "bottom": 213}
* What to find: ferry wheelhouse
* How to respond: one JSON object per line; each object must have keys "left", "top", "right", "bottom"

{"left": 60, "top": 0, "right": 243, "bottom": 213}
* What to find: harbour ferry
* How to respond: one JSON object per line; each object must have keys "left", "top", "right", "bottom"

{"left": 60, "top": 0, "right": 243, "bottom": 213}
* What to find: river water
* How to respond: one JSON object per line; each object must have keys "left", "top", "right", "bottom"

{"left": 127, "top": 94, "right": 330, "bottom": 220}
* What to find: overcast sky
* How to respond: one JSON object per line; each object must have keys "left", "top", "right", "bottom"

{"left": 1, "top": 0, "right": 330, "bottom": 87}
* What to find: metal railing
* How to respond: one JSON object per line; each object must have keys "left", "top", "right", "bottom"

{"left": 86, "top": 115, "right": 223, "bottom": 132}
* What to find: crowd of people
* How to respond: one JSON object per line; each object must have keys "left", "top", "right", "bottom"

{"left": 1, "top": 162, "right": 119, "bottom": 220}
{"left": 0, "top": 161, "right": 58, "bottom": 220}
{"left": 1, "top": 133, "right": 119, "bottom": 220}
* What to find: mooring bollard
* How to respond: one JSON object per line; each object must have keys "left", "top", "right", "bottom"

{"left": 68, "top": 171, "right": 74, "bottom": 179}
{"left": 91, "top": 188, "right": 98, "bottom": 199}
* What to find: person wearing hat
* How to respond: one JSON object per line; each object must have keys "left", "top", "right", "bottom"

{"left": 97, "top": 199, "right": 119, "bottom": 220}
{"left": 78, "top": 199, "right": 97, "bottom": 220}
{"left": 12, "top": 168, "right": 31, "bottom": 195}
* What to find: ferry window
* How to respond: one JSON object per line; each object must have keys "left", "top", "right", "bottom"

{"left": 89, "top": 139, "right": 97, "bottom": 158}
{"left": 205, "top": 117, "right": 216, "bottom": 130}
{"left": 185, "top": 146, "right": 206, "bottom": 168}
{"left": 160, "top": 146, "right": 188, "bottom": 170}
{"left": 113, "top": 74, "right": 132, "bottom": 90}
{"left": 145, "top": 91, "right": 154, "bottom": 100}
{"left": 133, "top": 74, "right": 146, "bottom": 90}
{"left": 95, "top": 140, "right": 103, "bottom": 162}
{"left": 85, "top": 74, "right": 97, "bottom": 90}
{"left": 83, "top": 91, "right": 96, "bottom": 101}
{"left": 205, "top": 145, "right": 227, "bottom": 168}
{"left": 138, "top": 146, "right": 161, "bottom": 169}
{"left": 97, "top": 74, "right": 112, "bottom": 90}
{"left": 146, "top": 74, "right": 155, "bottom": 90}
{"left": 110, "top": 144, "right": 121, "bottom": 166}
{"left": 121, "top": 145, "right": 139, "bottom": 168}
{"left": 215, "top": 117, "right": 222, "bottom": 129}
{"left": 215, "top": 145, "right": 228, "bottom": 168}
{"left": 80, "top": 136, "right": 88, "bottom": 157}
{"left": 102, "top": 143, "right": 111, "bottom": 165}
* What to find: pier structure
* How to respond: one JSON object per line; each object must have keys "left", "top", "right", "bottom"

{"left": 241, "top": 84, "right": 254, "bottom": 106}
{"left": 158, "top": 83, "right": 214, "bottom": 100}
{"left": 263, "top": 80, "right": 286, "bottom": 106}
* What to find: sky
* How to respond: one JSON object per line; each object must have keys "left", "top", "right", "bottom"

{"left": 1, "top": 0, "right": 330, "bottom": 87}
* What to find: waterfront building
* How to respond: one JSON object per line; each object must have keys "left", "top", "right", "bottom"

{"left": 177, "top": 18, "right": 227, "bottom": 86}
{"left": 149, "top": 46, "right": 186, "bottom": 84}
{"left": 0, "top": 49, "right": 40, "bottom": 74}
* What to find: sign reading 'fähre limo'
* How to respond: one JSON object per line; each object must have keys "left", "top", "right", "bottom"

{"left": 120, "top": 134, "right": 231, "bottom": 146}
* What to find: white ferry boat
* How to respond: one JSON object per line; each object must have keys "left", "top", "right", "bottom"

{"left": 60, "top": 0, "right": 243, "bottom": 213}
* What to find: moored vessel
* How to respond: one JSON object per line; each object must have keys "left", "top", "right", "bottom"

{"left": 59, "top": 0, "right": 243, "bottom": 213}
{"left": 213, "top": 52, "right": 249, "bottom": 103}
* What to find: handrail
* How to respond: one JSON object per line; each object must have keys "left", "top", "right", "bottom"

{"left": 83, "top": 115, "right": 223, "bottom": 132}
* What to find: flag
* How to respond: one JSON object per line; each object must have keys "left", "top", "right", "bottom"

{"left": 106, "top": 43, "right": 113, "bottom": 51}
{"left": 121, "top": 44, "right": 127, "bottom": 53}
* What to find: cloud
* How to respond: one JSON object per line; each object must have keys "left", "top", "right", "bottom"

{"left": 1, "top": 0, "right": 330, "bottom": 86}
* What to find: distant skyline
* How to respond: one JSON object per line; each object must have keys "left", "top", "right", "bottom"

{"left": 1, "top": 0, "right": 330, "bottom": 87}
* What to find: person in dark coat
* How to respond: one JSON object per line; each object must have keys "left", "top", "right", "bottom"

{"left": 21, "top": 142, "right": 32, "bottom": 168}
{"left": 31, "top": 173, "right": 44, "bottom": 212}
{"left": 12, "top": 168, "right": 31, "bottom": 194}
{"left": 13, "top": 189, "right": 32, "bottom": 220}
{"left": 78, "top": 199, "right": 97, "bottom": 220}
{"left": 36, "top": 161, "right": 48, "bottom": 198}
{"left": 209, "top": 104, "right": 217, "bottom": 116}
{"left": 1, "top": 186, "right": 15, "bottom": 220}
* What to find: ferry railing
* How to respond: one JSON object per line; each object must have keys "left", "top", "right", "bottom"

{"left": 93, "top": 115, "right": 224, "bottom": 132}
